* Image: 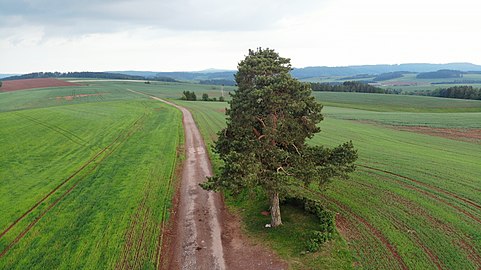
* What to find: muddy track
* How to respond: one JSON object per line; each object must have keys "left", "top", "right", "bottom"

{"left": 0, "top": 115, "right": 145, "bottom": 258}
{"left": 143, "top": 93, "right": 227, "bottom": 269}
{"left": 127, "top": 90, "right": 287, "bottom": 270}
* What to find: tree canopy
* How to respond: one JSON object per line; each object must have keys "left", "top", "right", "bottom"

{"left": 181, "top": 91, "right": 197, "bottom": 101}
{"left": 202, "top": 48, "right": 358, "bottom": 227}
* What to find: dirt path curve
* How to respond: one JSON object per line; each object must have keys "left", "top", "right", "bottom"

{"left": 128, "top": 90, "right": 287, "bottom": 270}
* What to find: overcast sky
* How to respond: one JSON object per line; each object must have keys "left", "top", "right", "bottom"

{"left": 1, "top": 0, "right": 481, "bottom": 73}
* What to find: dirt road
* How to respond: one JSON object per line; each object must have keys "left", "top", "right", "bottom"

{"left": 129, "top": 90, "right": 286, "bottom": 270}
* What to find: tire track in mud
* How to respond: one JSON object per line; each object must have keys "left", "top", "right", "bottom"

{"left": 352, "top": 176, "right": 481, "bottom": 269}
{"left": 154, "top": 142, "right": 181, "bottom": 269}
{"left": 117, "top": 179, "right": 157, "bottom": 270}
{"left": 300, "top": 187, "right": 408, "bottom": 270}
{"left": 358, "top": 165, "right": 481, "bottom": 211}
{"left": 0, "top": 115, "right": 146, "bottom": 258}
{"left": 328, "top": 197, "right": 409, "bottom": 270}
{"left": 358, "top": 166, "right": 481, "bottom": 225}
{"left": 13, "top": 112, "right": 91, "bottom": 148}
{"left": 0, "top": 115, "right": 146, "bottom": 240}
{"left": 369, "top": 183, "right": 446, "bottom": 270}
{"left": 335, "top": 213, "right": 394, "bottom": 269}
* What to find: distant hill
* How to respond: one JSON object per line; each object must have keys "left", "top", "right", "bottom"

{"left": 416, "top": 69, "right": 464, "bottom": 79}
{"left": 291, "top": 63, "right": 481, "bottom": 78}
{"left": 154, "top": 71, "right": 236, "bottom": 82}
{"left": 6, "top": 63, "right": 481, "bottom": 85}
{"left": 2, "top": 72, "right": 178, "bottom": 82}
{"left": 112, "top": 63, "right": 481, "bottom": 83}
{"left": 0, "top": 74, "right": 17, "bottom": 79}
{"left": 107, "top": 71, "right": 160, "bottom": 78}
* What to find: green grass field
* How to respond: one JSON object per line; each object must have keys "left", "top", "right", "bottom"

{"left": 300, "top": 73, "right": 481, "bottom": 93}
{"left": 171, "top": 92, "right": 481, "bottom": 270}
{"left": 0, "top": 83, "right": 183, "bottom": 269}
{"left": 312, "top": 92, "right": 481, "bottom": 112}
{"left": 323, "top": 107, "right": 481, "bottom": 128}
{"left": 2, "top": 80, "right": 480, "bottom": 269}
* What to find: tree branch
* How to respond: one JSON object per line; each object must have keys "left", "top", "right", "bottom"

{"left": 256, "top": 116, "right": 266, "bottom": 128}
{"left": 292, "top": 143, "right": 301, "bottom": 156}
{"left": 277, "top": 166, "right": 292, "bottom": 176}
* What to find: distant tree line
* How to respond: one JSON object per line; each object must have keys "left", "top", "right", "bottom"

{"left": 338, "top": 74, "right": 373, "bottom": 80}
{"left": 310, "top": 81, "right": 386, "bottom": 93}
{"left": 431, "top": 80, "right": 481, "bottom": 85}
{"left": 181, "top": 91, "right": 225, "bottom": 102}
{"left": 153, "top": 76, "right": 178, "bottom": 82}
{"left": 416, "top": 69, "right": 463, "bottom": 79}
{"left": 408, "top": 86, "right": 481, "bottom": 100}
{"left": 373, "top": 71, "right": 406, "bottom": 81}
{"left": 429, "top": 86, "right": 481, "bottom": 100}
{"left": 2, "top": 72, "right": 178, "bottom": 82}
{"left": 199, "top": 79, "right": 236, "bottom": 86}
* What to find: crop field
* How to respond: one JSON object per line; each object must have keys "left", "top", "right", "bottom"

{"left": 323, "top": 107, "right": 481, "bottom": 129}
{"left": 312, "top": 92, "right": 481, "bottom": 112}
{"left": 0, "top": 82, "right": 183, "bottom": 269}
{"left": 0, "top": 79, "right": 232, "bottom": 113}
{"left": 2, "top": 80, "right": 480, "bottom": 269}
{"left": 171, "top": 93, "right": 481, "bottom": 269}
{"left": 300, "top": 73, "right": 481, "bottom": 93}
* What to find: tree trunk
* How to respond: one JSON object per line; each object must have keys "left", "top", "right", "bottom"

{"left": 270, "top": 192, "right": 282, "bottom": 227}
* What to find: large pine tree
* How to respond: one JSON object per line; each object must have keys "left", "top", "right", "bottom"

{"left": 202, "top": 48, "right": 357, "bottom": 227}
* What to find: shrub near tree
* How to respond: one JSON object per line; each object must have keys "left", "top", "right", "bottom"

{"left": 202, "top": 48, "right": 358, "bottom": 227}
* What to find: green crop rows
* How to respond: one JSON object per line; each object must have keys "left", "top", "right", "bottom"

{"left": 0, "top": 82, "right": 183, "bottom": 269}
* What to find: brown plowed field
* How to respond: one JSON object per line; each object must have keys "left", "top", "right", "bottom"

{"left": 396, "top": 126, "right": 481, "bottom": 143}
{"left": 0, "top": 78, "right": 80, "bottom": 92}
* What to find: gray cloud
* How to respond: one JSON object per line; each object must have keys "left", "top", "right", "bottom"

{"left": 0, "top": 0, "right": 325, "bottom": 36}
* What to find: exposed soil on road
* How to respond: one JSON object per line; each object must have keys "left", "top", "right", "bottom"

{"left": 0, "top": 78, "right": 80, "bottom": 92}
{"left": 128, "top": 90, "right": 287, "bottom": 270}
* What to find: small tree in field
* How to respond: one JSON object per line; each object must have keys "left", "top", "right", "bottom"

{"left": 202, "top": 48, "right": 357, "bottom": 227}
{"left": 181, "top": 90, "right": 197, "bottom": 101}
{"left": 202, "top": 93, "right": 209, "bottom": 101}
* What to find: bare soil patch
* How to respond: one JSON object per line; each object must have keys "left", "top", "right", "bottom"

{"left": 221, "top": 207, "right": 288, "bottom": 270}
{"left": 395, "top": 126, "right": 481, "bottom": 143}
{"left": 55, "top": 93, "right": 106, "bottom": 101}
{"left": 0, "top": 78, "right": 80, "bottom": 92}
